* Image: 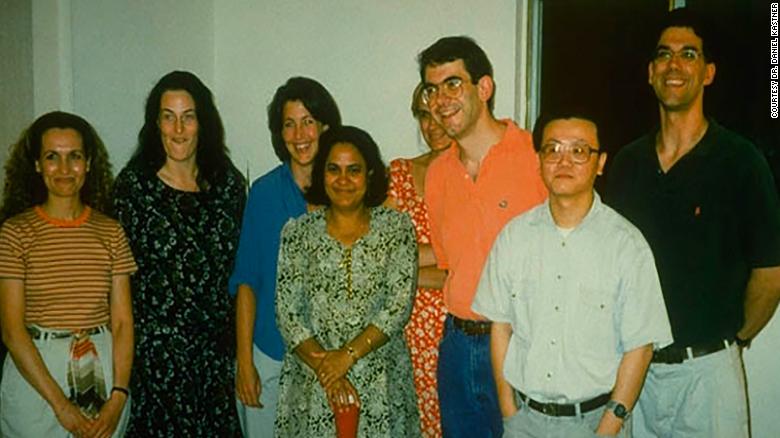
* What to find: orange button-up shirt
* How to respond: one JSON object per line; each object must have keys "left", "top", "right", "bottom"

{"left": 424, "top": 120, "right": 547, "bottom": 320}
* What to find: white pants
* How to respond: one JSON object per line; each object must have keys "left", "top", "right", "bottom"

{"left": 633, "top": 343, "right": 748, "bottom": 438}
{"left": 0, "top": 328, "right": 130, "bottom": 438}
{"left": 236, "top": 344, "right": 283, "bottom": 438}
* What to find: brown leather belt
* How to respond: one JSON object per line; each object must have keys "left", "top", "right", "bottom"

{"left": 651, "top": 339, "right": 733, "bottom": 364}
{"left": 516, "top": 390, "right": 611, "bottom": 417}
{"left": 451, "top": 315, "right": 491, "bottom": 336}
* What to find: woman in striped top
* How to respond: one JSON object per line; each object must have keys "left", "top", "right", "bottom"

{"left": 0, "top": 111, "right": 136, "bottom": 438}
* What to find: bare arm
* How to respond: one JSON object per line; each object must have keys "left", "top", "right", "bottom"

{"left": 417, "top": 266, "right": 446, "bottom": 290}
{"left": 0, "top": 278, "right": 93, "bottom": 435}
{"left": 418, "top": 243, "right": 437, "bottom": 267}
{"left": 89, "top": 274, "right": 134, "bottom": 438}
{"left": 108, "top": 274, "right": 133, "bottom": 390}
{"left": 490, "top": 322, "right": 517, "bottom": 417}
{"left": 595, "top": 344, "right": 653, "bottom": 436}
{"left": 235, "top": 284, "right": 262, "bottom": 407}
{"left": 738, "top": 266, "right": 780, "bottom": 342}
{"left": 293, "top": 337, "right": 328, "bottom": 371}
{"left": 418, "top": 244, "right": 446, "bottom": 289}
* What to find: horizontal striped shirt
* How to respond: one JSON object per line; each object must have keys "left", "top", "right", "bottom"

{"left": 0, "top": 207, "right": 137, "bottom": 329}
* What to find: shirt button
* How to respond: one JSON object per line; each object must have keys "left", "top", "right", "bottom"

{"left": 554, "top": 306, "right": 559, "bottom": 311}
{"left": 556, "top": 275, "right": 562, "bottom": 280}
{"left": 546, "top": 372, "right": 552, "bottom": 379}
{"left": 561, "top": 241, "right": 566, "bottom": 247}
{"left": 551, "top": 339, "right": 556, "bottom": 345}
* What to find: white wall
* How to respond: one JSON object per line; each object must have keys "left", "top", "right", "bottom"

{"left": 745, "top": 313, "right": 780, "bottom": 438}
{"left": 31, "top": 0, "right": 517, "bottom": 180}
{"left": 0, "top": 0, "right": 34, "bottom": 185}
{"left": 69, "top": 0, "right": 214, "bottom": 169}
{"left": 214, "top": 0, "right": 516, "bottom": 181}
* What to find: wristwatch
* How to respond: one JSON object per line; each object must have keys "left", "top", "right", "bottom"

{"left": 605, "top": 400, "right": 630, "bottom": 420}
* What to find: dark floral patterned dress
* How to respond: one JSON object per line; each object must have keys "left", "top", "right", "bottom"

{"left": 113, "top": 163, "right": 245, "bottom": 437}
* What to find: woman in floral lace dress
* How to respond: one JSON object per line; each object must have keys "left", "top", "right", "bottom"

{"left": 385, "top": 84, "right": 453, "bottom": 437}
{"left": 275, "top": 126, "right": 420, "bottom": 437}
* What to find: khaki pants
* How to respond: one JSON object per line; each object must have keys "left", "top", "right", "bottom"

{"left": 633, "top": 343, "right": 748, "bottom": 438}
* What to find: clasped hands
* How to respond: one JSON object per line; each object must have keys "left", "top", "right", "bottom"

{"left": 55, "top": 392, "right": 126, "bottom": 438}
{"left": 310, "top": 348, "right": 360, "bottom": 412}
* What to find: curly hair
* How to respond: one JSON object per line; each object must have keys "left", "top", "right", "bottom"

{"left": 0, "top": 111, "right": 114, "bottom": 223}
{"left": 267, "top": 77, "right": 342, "bottom": 162}
{"left": 305, "top": 125, "right": 388, "bottom": 208}
{"left": 128, "top": 71, "right": 232, "bottom": 190}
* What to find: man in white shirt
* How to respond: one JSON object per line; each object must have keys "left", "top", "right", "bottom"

{"left": 472, "top": 110, "right": 673, "bottom": 437}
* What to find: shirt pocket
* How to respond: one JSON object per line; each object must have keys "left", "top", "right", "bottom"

{"left": 509, "top": 278, "right": 536, "bottom": 341}
{"left": 573, "top": 281, "right": 618, "bottom": 360}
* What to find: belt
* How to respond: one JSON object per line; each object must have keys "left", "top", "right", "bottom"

{"left": 651, "top": 339, "right": 733, "bottom": 364}
{"left": 516, "top": 390, "right": 611, "bottom": 417}
{"left": 27, "top": 325, "right": 107, "bottom": 341}
{"left": 450, "top": 315, "right": 491, "bottom": 336}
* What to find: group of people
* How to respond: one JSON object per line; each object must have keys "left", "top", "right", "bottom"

{"left": 0, "top": 7, "right": 779, "bottom": 438}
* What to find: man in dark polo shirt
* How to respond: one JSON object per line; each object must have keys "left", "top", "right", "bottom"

{"left": 606, "top": 8, "right": 780, "bottom": 438}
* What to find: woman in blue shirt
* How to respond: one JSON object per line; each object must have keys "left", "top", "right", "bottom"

{"left": 229, "top": 77, "right": 341, "bottom": 436}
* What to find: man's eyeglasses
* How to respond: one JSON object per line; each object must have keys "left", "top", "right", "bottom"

{"left": 539, "top": 142, "right": 600, "bottom": 164}
{"left": 653, "top": 47, "right": 702, "bottom": 64}
{"left": 421, "top": 77, "right": 464, "bottom": 105}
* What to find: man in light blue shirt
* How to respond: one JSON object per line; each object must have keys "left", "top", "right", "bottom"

{"left": 472, "top": 110, "right": 672, "bottom": 437}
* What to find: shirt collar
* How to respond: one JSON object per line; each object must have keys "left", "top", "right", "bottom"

{"left": 644, "top": 117, "right": 721, "bottom": 159}
{"left": 534, "top": 192, "right": 603, "bottom": 231}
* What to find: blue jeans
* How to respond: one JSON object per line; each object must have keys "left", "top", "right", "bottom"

{"left": 437, "top": 315, "right": 502, "bottom": 438}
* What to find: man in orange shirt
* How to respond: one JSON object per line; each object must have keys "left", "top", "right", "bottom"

{"left": 419, "top": 36, "right": 547, "bottom": 437}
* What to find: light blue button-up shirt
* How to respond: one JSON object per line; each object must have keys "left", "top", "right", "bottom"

{"left": 472, "top": 194, "right": 673, "bottom": 403}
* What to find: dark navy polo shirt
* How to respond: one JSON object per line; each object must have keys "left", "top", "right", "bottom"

{"left": 605, "top": 120, "right": 780, "bottom": 347}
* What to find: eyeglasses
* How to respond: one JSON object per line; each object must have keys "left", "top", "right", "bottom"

{"left": 652, "top": 47, "right": 702, "bottom": 64}
{"left": 539, "top": 142, "right": 600, "bottom": 164}
{"left": 421, "top": 77, "right": 464, "bottom": 105}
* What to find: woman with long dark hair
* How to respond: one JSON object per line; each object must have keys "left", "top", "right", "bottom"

{"left": 113, "top": 71, "right": 245, "bottom": 436}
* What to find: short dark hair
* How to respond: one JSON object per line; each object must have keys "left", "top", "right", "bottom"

{"left": 267, "top": 77, "right": 342, "bottom": 162}
{"left": 653, "top": 8, "right": 717, "bottom": 63}
{"left": 417, "top": 35, "right": 495, "bottom": 111}
{"left": 532, "top": 107, "right": 603, "bottom": 152}
{"left": 305, "top": 126, "right": 388, "bottom": 208}
{"left": 1, "top": 111, "right": 114, "bottom": 221}
{"left": 130, "top": 70, "right": 231, "bottom": 190}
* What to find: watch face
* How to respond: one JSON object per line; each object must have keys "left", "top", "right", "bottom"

{"left": 606, "top": 400, "right": 629, "bottom": 419}
{"left": 613, "top": 403, "right": 628, "bottom": 419}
